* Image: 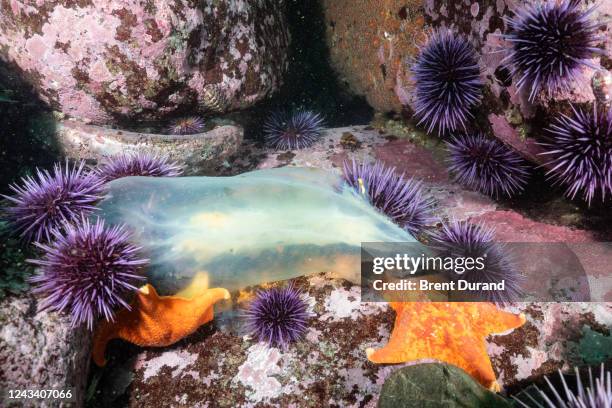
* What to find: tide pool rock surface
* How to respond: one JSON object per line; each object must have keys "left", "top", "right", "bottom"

{"left": 0, "top": 294, "right": 92, "bottom": 408}
{"left": 98, "top": 167, "right": 418, "bottom": 293}
{"left": 0, "top": 0, "right": 289, "bottom": 124}
{"left": 92, "top": 272, "right": 612, "bottom": 407}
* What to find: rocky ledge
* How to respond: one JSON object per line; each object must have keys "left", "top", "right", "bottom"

{"left": 57, "top": 120, "right": 243, "bottom": 175}
{"left": 91, "top": 271, "right": 611, "bottom": 407}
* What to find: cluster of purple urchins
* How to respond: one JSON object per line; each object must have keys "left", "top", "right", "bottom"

{"left": 29, "top": 217, "right": 148, "bottom": 329}
{"left": 411, "top": 28, "right": 483, "bottom": 136}
{"left": 264, "top": 110, "right": 325, "bottom": 150}
{"left": 167, "top": 116, "right": 206, "bottom": 135}
{"left": 541, "top": 104, "right": 612, "bottom": 206}
{"left": 446, "top": 134, "right": 530, "bottom": 198}
{"left": 343, "top": 160, "right": 433, "bottom": 235}
{"left": 1, "top": 161, "right": 105, "bottom": 243}
{"left": 503, "top": 0, "right": 602, "bottom": 102}
{"left": 0, "top": 153, "right": 183, "bottom": 328}
{"left": 95, "top": 151, "right": 183, "bottom": 182}
{"left": 245, "top": 284, "right": 310, "bottom": 348}
{"left": 514, "top": 364, "right": 611, "bottom": 408}
{"left": 429, "top": 220, "right": 522, "bottom": 304}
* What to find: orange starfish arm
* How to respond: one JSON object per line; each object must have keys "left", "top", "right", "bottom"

{"left": 467, "top": 302, "right": 526, "bottom": 334}
{"left": 92, "top": 283, "right": 230, "bottom": 367}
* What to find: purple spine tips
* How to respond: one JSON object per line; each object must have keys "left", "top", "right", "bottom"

{"left": 28, "top": 217, "right": 148, "bottom": 330}
{"left": 1, "top": 160, "right": 105, "bottom": 243}
{"left": 411, "top": 28, "right": 483, "bottom": 136}
{"left": 342, "top": 159, "right": 433, "bottom": 236}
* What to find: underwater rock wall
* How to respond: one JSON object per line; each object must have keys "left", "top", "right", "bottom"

{"left": 0, "top": 0, "right": 290, "bottom": 124}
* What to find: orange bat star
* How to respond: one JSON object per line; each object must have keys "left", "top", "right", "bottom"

{"left": 366, "top": 302, "right": 525, "bottom": 391}
{"left": 93, "top": 282, "right": 230, "bottom": 366}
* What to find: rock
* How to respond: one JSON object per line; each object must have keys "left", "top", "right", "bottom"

{"left": 378, "top": 363, "right": 512, "bottom": 408}
{"left": 57, "top": 120, "right": 243, "bottom": 175}
{"left": 0, "top": 294, "right": 92, "bottom": 408}
{"left": 322, "top": 0, "right": 425, "bottom": 113}
{"left": 0, "top": 1, "right": 289, "bottom": 124}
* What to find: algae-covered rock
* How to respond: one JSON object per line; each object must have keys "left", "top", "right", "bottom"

{"left": 378, "top": 363, "right": 512, "bottom": 408}
{"left": 0, "top": 0, "right": 289, "bottom": 124}
{"left": 578, "top": 326, "right": 612, "bottom": 365}
{"left": 0, "top": 294, "right": 92, "bottom": 407}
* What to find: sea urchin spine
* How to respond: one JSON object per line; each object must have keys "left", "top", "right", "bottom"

{"left": 541, "top": 104, "right": 612, "bottom": 205}
{"left": 264, "top": 110, "right": 325, "bottom": 150}
{"left": 167, "top": 116, "right": 206, "bottom": 135}
{"left": 342, "top": 159, "right": 433, "bottom": 236}
{"left": 446, "top": 134, "right": 529, "bottom": 198}
{"left": 411, "top": 28, "right": 483, "bottom": 135}
{"left": 95, "top": 151, "right": 183, "bottom": 182}
{"left": 28, "top": 217, "right": 148, "bottom": 330}
{"left": 245, "top": 284, "right": 310, "bottom": 348}
{"left": 514, "top": 364, "right": 611, "bottom": 408}
{"left": 503, "top": 0, "right": 603, "bottom": 101}
{"left": 429, "top": 220, "right": 523, "bottom": 304}
{"left": 1, "top": 160, "right": 105, "bottom": 243}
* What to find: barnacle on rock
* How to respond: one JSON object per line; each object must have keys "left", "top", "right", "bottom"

{"left": 201, "top": 84, "right": 229, "bottom": 113}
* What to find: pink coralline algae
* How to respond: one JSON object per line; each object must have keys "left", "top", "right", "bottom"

{"left": 0, "top": 1, "right": 289, "bottom": 124}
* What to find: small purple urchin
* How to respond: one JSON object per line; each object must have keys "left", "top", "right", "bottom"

{"left": 514, "top": 364, "right": 611, "bottom": 408}
{"left": 264, "top": 110, "right": 325, "bottom": 150}
{"left": 28, "top": 217, "right": 148, "bottom": 329}
{"left": 1, "top": 160, "right": 105, "bottom": 243}
{"left": 447, "top": 134, "right": 530, "bottom": 198}
{"left": 541, "top": 104, "right": 612, "bottom": 206}
{"left": 95, "top": 151, "right": 183, "bottom": 182}
{"left": 502, "top": 0, "right": 603, "bottom": 102}
{"left": 245, "top": 284, "right": 310, "bottom": 348}
{"left": 342, "top": 159, "right": 433, "bottom": 236}
{"left": 429, "top": 220, "right": 523, "bottom": 304}
{"left": 411, "top": 28, "right": 483, "bottom": 136}
{"left": 167, "top": 116, "right": 206, "bottom": 135}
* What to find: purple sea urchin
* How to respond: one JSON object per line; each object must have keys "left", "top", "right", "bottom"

{"left": 342, "top": 160, "right": 433, "bottom": 235}
{"left": 28, "top": 217, "right": 148, "bottom": 329}
{"left": 411, "top": 28, "right": 483, "bottom": 135}
{"left": 514, "top": 364, "right": 611, "bottom": 408}
{"left": 503, "top": 0, "right": 603, "bottom": 102}
{"left": 541, "top": 104, "right": 612, "bottom": 205}
{"left": 167, "top": 116, "right": 206, "bottom": 135}
{"left": 95, "top": 151, "right": 183, "bottom": 182}
{"left": 264, "top": 110, "right": 325, "bottom": 150}
{"left": 245, "top": 284, "right": 310, "bottom": 348}
{"left": 447, "top": 134, "right": 529, "bottom": 198}
{"left": 429, "top": 220, "right": 523, "bottom": 304}
{"left": 1, "top": 161, "right": 105, "bottom": 243}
